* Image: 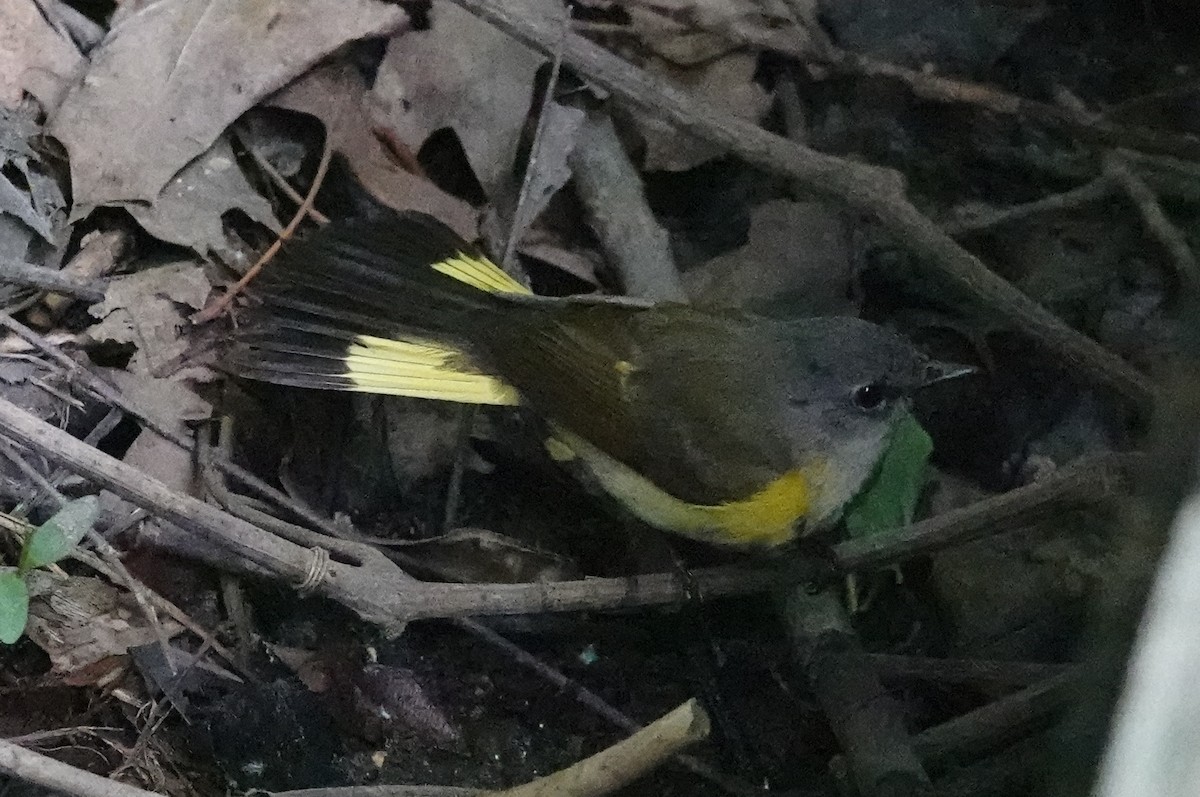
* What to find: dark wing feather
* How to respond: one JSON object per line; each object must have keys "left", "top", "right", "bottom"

{"left": 227, "top": 211, "right": 507, "bottom": 388}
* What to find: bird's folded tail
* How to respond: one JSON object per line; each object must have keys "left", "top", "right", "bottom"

{"left": 227, "top": 211, "right": 530, "bottom": 405}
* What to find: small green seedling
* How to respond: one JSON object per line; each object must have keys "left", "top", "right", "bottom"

{"left": 0, "top": 496, "right": 99, "bottom": 644}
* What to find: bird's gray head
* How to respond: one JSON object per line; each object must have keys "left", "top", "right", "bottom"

{"left": 778, "top": 316, "right": 942, "bottom": 528}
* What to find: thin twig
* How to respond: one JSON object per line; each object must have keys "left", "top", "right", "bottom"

{"left": 195, "top": 131, "right": 334, "bottom": 322}
{"left": 441, "top": 404, "right": 476, "bottom": 532}
{"left": 942, "top": 177, "right": 1117, "bottom": 237}
{"left": 2, "top": 727, "right": 121, "bottom": 746}
{"left": 1056, "top": 90, "right": 1200, "bottom": 292}
{"left": 499, "top": 4, "right": 571, "bottom": 269}
{"left": 1104, "top": 155, "right": 1200, "bottom": 291}
{"left": 483, "top": 699, "right": 709, "bottom": 797}
{"left": 780, "top": 586, "right": 929, "bottom": 793}
{"left": 48, "top": 407, "right": 124, "bottom": 490}
{"left": 235, "top": 127, "right": 331, "bottom": 225}
{"left": 457, "top": 619, "right": 763, "bottom": 796}
{"left": 870, "top": 654, "right": 1073, "bottom": 688}
{"left": 817, "top": 48, "right": 1200, "bottom": 162}
{"left": 569, "top": 110, "right": 685, "bottom": 301}
{"left": 832, "top": 452, "right": 1139, "bottom": 572}
{"left": 914, "top": 671, "right": 1078, "bottom": 768}
{"left": 0, "top": 739, "right": 163, "bottom": 797}
{"left": 0, "top": 259, "right": 106, "bottom": 301}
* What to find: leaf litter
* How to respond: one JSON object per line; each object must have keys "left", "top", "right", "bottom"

{"left": 0, "top": 0, "right": 84, "bottom": 109}
{"left": 49, "top": 0, "right": 408, "bottom": 211}
{"left": 88, "top": 261, "right": 211, "bottom": 376}
{"left": 265, "top": 60, "right": 479, "bottom": 237}
{"left": 126, "top": 134, "right": 280, "bottom": 262}
{"left": 0, "top": 0, "right": 1196, "bottom": 794}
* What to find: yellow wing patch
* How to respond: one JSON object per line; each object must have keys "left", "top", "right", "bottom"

{"left": 432, "top": 252, "right": 530, "bottom": 295}
{"left": 548, "top": 427, "right": 815, "bottom": 547}
{"left": 345, "top": 334, "right": 520, "bottom": 405}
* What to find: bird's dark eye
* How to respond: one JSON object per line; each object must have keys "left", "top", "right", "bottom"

{"left": 852, "top": 382, "right": 890, "bottom": 411}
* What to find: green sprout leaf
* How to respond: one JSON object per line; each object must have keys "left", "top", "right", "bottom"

{"left": 18, "top": 496, "right": 100, "bottom": 574}
{"left": 0, "top": 570, "right": 30, "bottom": 644}
{"left": 844, "top": 411, "right": 933, "bottom": 539}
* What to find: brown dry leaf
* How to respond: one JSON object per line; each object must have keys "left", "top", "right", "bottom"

{"left": 271, "top": 645, "right": 333, "bottom": 693}
{"left": 48, "top": 0, "right": 407, "bottom": 213}
{"left": 269, "top": 62, "right": 477, "bottom": 238}
{"left": 636, "top": 53, "right": 772, "bottom": 171}
{"left": 35, "top": 0, "right": 104, "bottom": 51}
{"left": 99, "top": 372, "right": 213, "bottom": 568}
{"left": 395, "top": 527, "right": 580, "bottom": 584}
{"left": 88, "top": 262, "right": 211, "bottom": 376}
{"left": 127, "top": 134, "right": 280, "bottom": 261}
{"left": 0, "top": 106, "right": 68, "bottom": 252}
{"left": 88, "top": 370, "right": 211, "bottom": 571}
{"left": 518, "top": 227, "right": 603, "bottom": 287}
{"left": 0, "top": 0, "right": 84, "bottom": 109}
{"left": 106, "top": 369, "right": 213, "bottom": 429}
{"left": 368, "top": 0, "right": 556, "bottom": 198}
{"left": 507, "top": 101, "right": 584, "bottom": 230}
{"left": 25, "top": 570, "right": 184, "bottom": 675}
{"left": 627, "top": 0, "right": 814, "bottom": 65}
{"left": 685, "top": 199, "right": 856, "bottom": 314}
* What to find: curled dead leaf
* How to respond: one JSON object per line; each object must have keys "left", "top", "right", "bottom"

{"left": 268, "top": 61, "right": 478, "bottom": 238}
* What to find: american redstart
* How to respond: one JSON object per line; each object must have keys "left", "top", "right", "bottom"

{"left": 228, "top": 211, "right": 955, "bottom": 547}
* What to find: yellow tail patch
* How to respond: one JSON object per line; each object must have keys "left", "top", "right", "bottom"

{"left": 341, "top": 250, "right": 529, "bottom": 404}
{"left": 344, "top": 335, "right": 520, "bottom": 405}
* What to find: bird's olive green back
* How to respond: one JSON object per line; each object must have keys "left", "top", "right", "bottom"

{"left": 472, "top": 302, "right": 800, "bottom": 504}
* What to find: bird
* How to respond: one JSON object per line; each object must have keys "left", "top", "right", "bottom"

{"left": 227, "top": 210, "right": 949, "bottom": 547}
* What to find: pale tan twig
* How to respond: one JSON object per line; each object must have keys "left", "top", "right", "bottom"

{"left": 0, "top": 739, "right": 163, "bottom": 797}
{"left": 483, "top": 699, "right": 709, "bottom": 797}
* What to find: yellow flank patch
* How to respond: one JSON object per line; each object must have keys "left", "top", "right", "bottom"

{"left": 432, "top": 253, "right": 530, "bottom": 295}
{"left": 549, "top": 427, "right": 815, "bottom": 547}
{"left": 703, "top": 469, "right": 813, "bottom": 545}
{"left": 345, "top": 334, "right": 520, "bottom": 405}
